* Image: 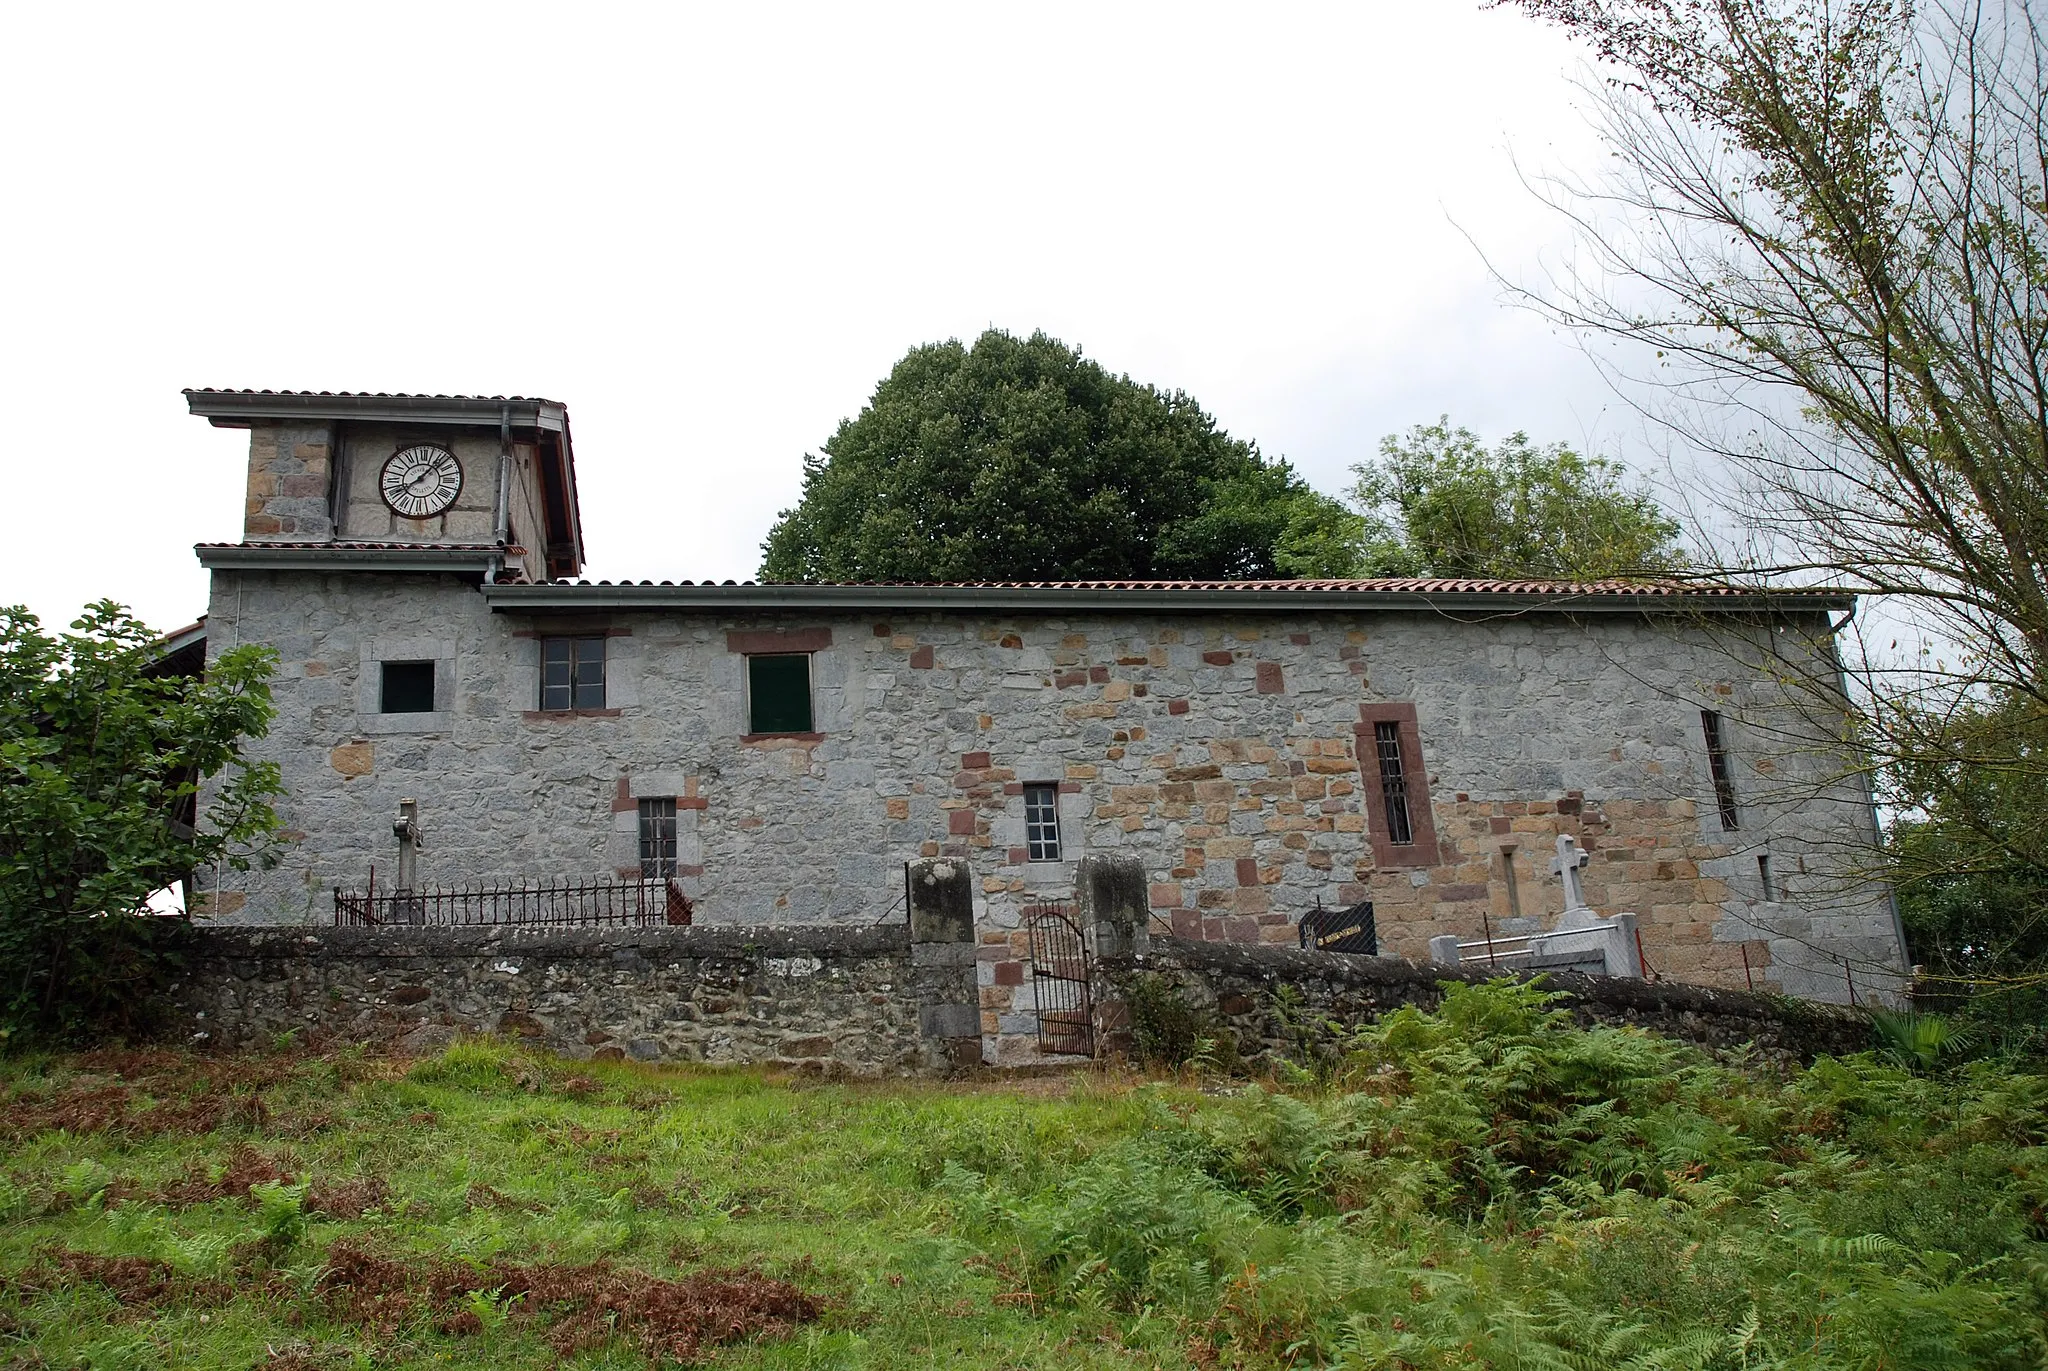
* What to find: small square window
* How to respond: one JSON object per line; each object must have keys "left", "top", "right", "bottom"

{"left": 380, "top": 660, "right": 435, "bottom": 714}
{"left": 1024, "top": 783, "right": 1062, "bottom": 861}
{"left": 747, "top": 653, "right": 813, "bottom": 734}
{"left": 541, "top": 636, "right": 605, "bottom": 711}
{"left": 639, "top": 798, "right": 678, "bottom": 879}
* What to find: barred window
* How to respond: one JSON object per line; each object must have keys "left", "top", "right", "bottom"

{"left": 638, "top": 797, "right": 677, "bottom": 879}
{"left": 1374, "top": 720, "right": 1414, "bottom": 845}
{"left": 1023, "top": 783, "right": 1062, "bottom": 861}
{"left": 1701, "top": 709, "right": 1740, "bottom": 830}
{"left": 541, "top": 636, "right": 605, "bottom": 711}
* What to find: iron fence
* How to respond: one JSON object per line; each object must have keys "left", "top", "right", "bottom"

{"left": 333, "top": 876, "right": 693, "bottom": 928}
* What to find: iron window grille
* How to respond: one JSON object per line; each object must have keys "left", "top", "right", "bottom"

{"left": 1374, "top": 720, "right": 1415, "bottom": 845}
{"left": 1701, "top": 709, "right": 1740, "bottom": 829}
{"left": 1023, "top": 783, "right": 1062, "bottom": 861}
{"left": 747, "top": 653, "right": 813, "bottom": 733}
{"left": 639, "top": 797, "right": 678, "bottom": 879}
{"left": 540, "top": 636, "right": 606, "bottom": 711}
{"left": 380, "top": 660, "right": 435, "bottom": 714}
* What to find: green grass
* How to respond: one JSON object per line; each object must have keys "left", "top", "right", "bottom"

{"left": 4, "top": 983, "right": 2047, "bottom": 1368}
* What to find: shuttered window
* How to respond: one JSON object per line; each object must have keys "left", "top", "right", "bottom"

{"left": 746, "top": 653, "right": 813, "bottom": 734}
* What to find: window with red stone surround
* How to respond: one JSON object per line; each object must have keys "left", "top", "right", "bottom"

{"left": 727, "top": 628, "right": 831, "bottom": 739}
{"left": 1355, "top": 702, "right": 1440, "bottom": 867}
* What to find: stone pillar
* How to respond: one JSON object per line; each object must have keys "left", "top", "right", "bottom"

{"left": 243, "top": 421, "right": 336, "bottom": 541}
{"left": 1428, "top": 934, "right": 1463, "bottom": 967}
{"left": 1077, "top": 853, "right": 1148, "bottom": 958}
{"left": 1608, "top": 913, "right": 1644, "bottom": 978}
{"left": 907, "top": 858, "right": 980, "bottom": 1070}
{"left": 1077, "top": 853, "right": 1147, "bottom": 1057}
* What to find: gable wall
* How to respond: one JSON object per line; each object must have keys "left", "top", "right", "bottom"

{"left": 194, "top": 570, "right": 1906, "bottom": 1033}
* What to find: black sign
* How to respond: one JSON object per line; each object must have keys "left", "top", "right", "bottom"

{"left": 1299, "top": 901, "right": 1378, "bottom": 956}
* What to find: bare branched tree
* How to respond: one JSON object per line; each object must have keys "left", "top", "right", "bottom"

{"left": 1495, "top": 0, "right": 2048, "bottom": 951}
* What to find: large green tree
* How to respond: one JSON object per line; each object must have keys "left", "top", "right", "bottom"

{"left": 759, "top": 329, "right": 1354, "bottom": 582}
{"left": 0, "top": 603, "right": 283, "bottom": 1043}
{"left": 1347, "top": 419, "right": 1686, "bottom": 579}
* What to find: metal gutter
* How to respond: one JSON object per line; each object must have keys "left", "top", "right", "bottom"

{"left": 480, "top": 582, "right": 1854, "bottom": 616}
{"left": 197, "top": 544, "right": 501, "bottom": 573}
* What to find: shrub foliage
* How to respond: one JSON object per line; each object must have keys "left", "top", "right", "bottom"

{"left": 944, "top": 981, "right": 2048, "bottom": 1367}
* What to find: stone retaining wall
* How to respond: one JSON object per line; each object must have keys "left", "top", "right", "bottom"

{"left": 1102, "top": 934, "right": 1872, "bottom": 1066}
{"left": 168, "top": 922, "right": 980, "bottom": 1076}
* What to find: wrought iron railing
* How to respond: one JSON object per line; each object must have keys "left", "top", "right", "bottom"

{"left": 333, "top": 876, "right": 693, "bottom": 928}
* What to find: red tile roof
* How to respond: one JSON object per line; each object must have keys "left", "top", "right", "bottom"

{"left": 183, "top": 388, "right": 564, "bottom": 404}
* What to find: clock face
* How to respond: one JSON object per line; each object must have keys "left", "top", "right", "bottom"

{"left": 380, "top": 445, "right": 463, "bottom": 519}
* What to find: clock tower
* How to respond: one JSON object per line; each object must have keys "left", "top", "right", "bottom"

{"left": 185, "top": 390, "right": 584, "bottom": 583}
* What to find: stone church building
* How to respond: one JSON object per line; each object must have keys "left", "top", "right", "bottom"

{"left": 179, "top": 388, "right": 1908, "bottom": 1038}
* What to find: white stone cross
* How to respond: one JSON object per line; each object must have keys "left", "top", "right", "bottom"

{"left": 1550, "top": 833, "right": 1592, "bottom": 916}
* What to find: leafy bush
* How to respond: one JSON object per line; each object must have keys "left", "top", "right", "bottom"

{"left": 0, "top": 602, "right": 281, "bottom": 1045}
{"left": 1123, "top": 973, "right": 1214, "bottom": 1069}
{"left": 942, "top": 980, "right": 2048, "bottom": 1367}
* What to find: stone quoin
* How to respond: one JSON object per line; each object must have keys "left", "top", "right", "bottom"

{"left": 169, "top": 388, "right": 1909, "bottom": 1065}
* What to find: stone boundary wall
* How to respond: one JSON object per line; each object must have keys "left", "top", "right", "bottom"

{"left": 167, "top": 921, "right": 980, "bottom": 1076}
{"left": 1102, "top": 935, "right": 1872, "bottom": 1065}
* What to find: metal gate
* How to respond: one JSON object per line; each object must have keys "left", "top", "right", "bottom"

{"left": 1024, "top": 902, "right": 1095, "bottom": 1058}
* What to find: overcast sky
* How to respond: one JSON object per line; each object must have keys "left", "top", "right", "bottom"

{"left": 0, "top": 2, "right": 1627, "bottom": 633}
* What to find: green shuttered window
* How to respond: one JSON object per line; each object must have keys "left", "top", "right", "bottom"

{"left": 747, "top": 653, "right": 813, "bottom": 734}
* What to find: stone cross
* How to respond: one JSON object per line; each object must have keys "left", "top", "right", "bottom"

{"left": 1550, "top": 833, "right": 1592, "bottom": 915}
{"left": 392, "top": 797, "right": 423, "bottom": 892}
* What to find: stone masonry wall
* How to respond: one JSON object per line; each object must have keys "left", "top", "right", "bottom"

{"left": 1103, "top": 934, "right": 1873, "bottom": 1067}
{"left": 233, "top": 420, "right": 553, "bottom": 582}
{"left": 196, "top": 569, "right": 1907, "bottom": 1063}
{"left": 242, "top": 423, "right": 335, "bottom": 540}
{"left": 168, "top": 923, "right": 975, "bottom": 1076}
{"left": 159, "top": 921, "right": 1869, "bottom": 1076}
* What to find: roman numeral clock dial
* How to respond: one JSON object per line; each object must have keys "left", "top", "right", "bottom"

{"left": 379, "top": 445, "right": 463, "bottom": 519}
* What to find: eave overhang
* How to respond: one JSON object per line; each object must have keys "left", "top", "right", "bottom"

{"left": 183, "top": 389, "right": 568, "bottom": 431}
{"left": 196, "top": 543, "right": 501, "bottom": 573}
{"left": 480, "top": 582, "right": 1854, "bottom": 616}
